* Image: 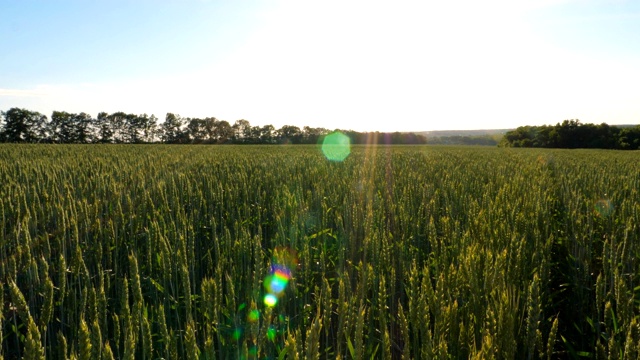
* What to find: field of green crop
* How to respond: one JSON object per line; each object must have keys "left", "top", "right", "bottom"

{"left": 1, "top": 144, "right": 639, "bottom": 359}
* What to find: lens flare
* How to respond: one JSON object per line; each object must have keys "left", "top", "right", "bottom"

{"left": 264, "top": 294, "right": 278, "bottom": 307}
{"left": 262, "top": 247, "right": 297, "bottom": 308}
{"left": 248, "top": 345, "right": 258, "bottom": 356}
{"left": 263, "top": 246, "right": 298, "bottom": 307}
{"left": 322, "top": 131, "right": 351, "bottom": 162}
{"left": 267, "top": 326, "right": 276, "bottom": 341}
{"left": 265, "top": 265, "right": 291, "bottom": 295}
{"left": 248, "top": 309, "right": 260, "bottom": 322}
{"left": 595, "top": 199, "right": 613, "bottom": 217}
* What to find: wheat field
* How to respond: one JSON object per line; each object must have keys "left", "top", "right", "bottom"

{"left": 1, "top": 144, "right": 639, "bottom": 359}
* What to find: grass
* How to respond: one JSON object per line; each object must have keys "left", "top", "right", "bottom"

{"left": 0, "top": 144, "right": 639, "bottom": 359}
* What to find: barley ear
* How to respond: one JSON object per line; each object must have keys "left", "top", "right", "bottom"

{"left": 102, "top": 341, "right": 115, "bottom": 360}
{"left": 185, "top": 320, "right": 201, "bottom": 360}
{"left": 39, "top": 276, "right": 54, "bottom": 331}
{"left": 141, "top": 314, "right": 153, "bottom": 360}
{"left": 57, "top": 331, "right": 68, "bottom": 360}
{"left": 546, "top": 316, "right": 559, "bottom": 360}
{"left": 398, "top": 302, "right": 411, "bottom": 360}
{"left": 91, "top": 319, "right": 103, "bottom": 360}
{"left": 78, "top": 318, "right": 92, "bottom": 360}
{"left": 305, "top": 314, "right": 323, "bottom": 360}
{"left": 8, "top": 280, "right": 30, "bottom": 325}
{"left": 24, "top": 317, "right": 45, "bottom": 360}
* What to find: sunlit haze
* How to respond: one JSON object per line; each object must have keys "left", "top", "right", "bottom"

{"left": 1, "top": 0, "right": 639, "bottom": 131}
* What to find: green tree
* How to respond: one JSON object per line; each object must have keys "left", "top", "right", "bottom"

{"left": 123, "top": 113, "right": 156, "bottom": 143}
{"left": 108, "top": 112, "right": 128, "bottom": 143}
{"left": 0, "top": 107, "right": 48, "bottom": 142}
{"left": 202, "top": 117, "right": 219, "bottom": 143}
{"left": 50, "top": 111, "right": 76, "bottom": 143}
{"left": 187, "top": 118, "right": 207, "bottom": 143}
{"left": 248, "top": 125, "right": 262, "bottom": 144}
{"left": 161, "top": 113, "right": 187, "bottom": 143}
{"left": 500, "top": 120, "right": 630, "bottom": 149}
{"left": 260, "top": 124, "right": 276, "bottom": 143}
{"left": 94, "top": 112, "right": 114, "bottom": 143}
{"left": 50, "top": 111, "right": 95, "bottom": 143}
{"left": 142, "top": 114, "right": 159, "bottom": 143}
{"left": 617, "top": 126, "right": 640, "bottom": 149}
{"left": 303, "top": 126, "right": 330, "bottom": 144}
{"left": 277, "top": 125, "right": 302, "bottom": 144}
{"left": 232, "top": 119, "right": 251, "bottom": 143}
{"left": 73, "top": 112, "right": 95, "bottom": 143}
{"left": 215, "top": 120, "right": 233, "bottom": 143}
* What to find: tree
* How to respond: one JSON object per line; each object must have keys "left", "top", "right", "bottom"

{"left": 73, "top": 113, "right": 95, "bottom": 143}
{"left": 277, "top": 125, "right": 302, "bottom": 144}
{"left": 260, "top": 124, "right": 276, "bottom": 144}
{"left": 232, "top": 119, "right": 251, "bottom": 143}
{"left": 161, "top": 113, "right": 187, "bottom": 143}
{"left": 556, "top": 119, "right": 581, "bottom": 148}
{"left": 94, "top": 112, "right": 113, "bottom": 143}
{"left": 303, "top": 126, "right": 330, "bottom": 144}
{"left": 500, "top": 126, "right": 538, "bottom": 147}
{"left": 123, "top": 113, "right": 140, "bottom": 143}
{"left": 108, "top": 112, "right": 128, "bottom": 143}
{"left": 590, "top": 123, "right": 619, "bottom": 149}
{"left": 618, "top": 126, "right": 640, "bottom": 150}
{"left": 215, "top": 120, "right": 233, "bottom": 143}
{"left": 0, "top": 107, "right": 48, "bottom": 142}
{"left": 122, "top": 113, "right": 157, "bottom": 143}
{"left": 49, "top": 111, "right": 95, "bottom": 143}
{"left": 186, "top": 118, "right": 207, "bottom": 143}
{"left": 141, "top": 114, "right": 159, "bottom": 143}
{"left": 500, "top": 120, "right": 632, "bottom": 149}
{"left": 202, "top": 117, "right": 219, "bottom": 143}
{"left": 50, "top": 111, "right": 75, "bottom": 143}
{"left": 248, "top": 126, "right": 262, "bottom": 144}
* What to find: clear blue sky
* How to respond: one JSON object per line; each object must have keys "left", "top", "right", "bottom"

{"left": 1, "top": 0, "right": 640, "bottom": 131}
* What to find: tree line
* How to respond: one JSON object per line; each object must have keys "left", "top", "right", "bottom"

{"left": 428, "top": 135, "right": 499, "bottom": 146}
{"left": 500, "top": 119, "right": 640, "bottom": 149}
{"left": 0, "top": 107, "right": 427, "bottom": 145}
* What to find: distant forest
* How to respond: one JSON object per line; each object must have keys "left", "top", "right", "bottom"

{"left": 427, "top": 135, "right": 500, "bottom": 146}
{"left": 0, "top": 107, "right": 427, "bottom": 145}
{"left": 500, "top": 120, "right": 640, "bottom": 149}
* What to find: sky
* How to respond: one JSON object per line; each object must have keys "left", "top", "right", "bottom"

{"left": 1, "top": 0, "right": 640, "bottom": 132}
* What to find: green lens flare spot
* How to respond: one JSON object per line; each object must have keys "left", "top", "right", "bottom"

{"left": 248, "top": 346, "right": 258, "bottom": 356}
{"left": 264, "top": 294, "right": 278, "bottom": 307}
{"left": 322, "top": 132, "right": 351, "bottom": 162}
{"left": 232, "top": 328, "right": 242, "bottom": 341}
{"left": 595, "top": 199, "right": 613, "bottom": 217}
{"left": 248, "top": 309, "right": 260, "bottom": 322}
{"left": 267, "top": 327, "right": 276, "bottom": 342}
